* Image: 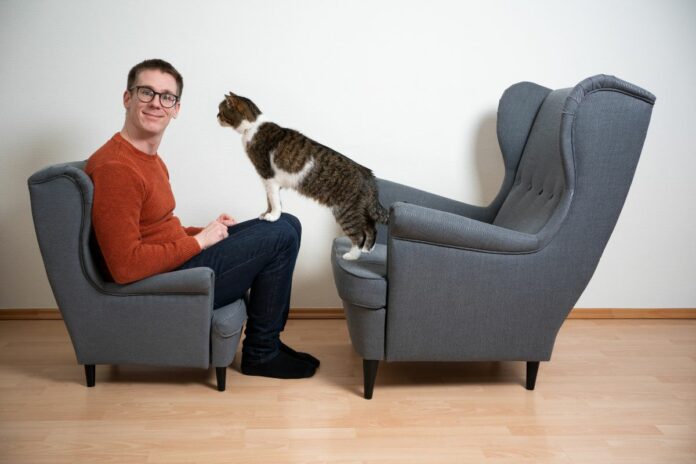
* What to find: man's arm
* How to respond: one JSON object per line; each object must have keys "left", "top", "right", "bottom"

{"left": 90, "top": 163, "right": 201, "bottom": 284}
{"left": 183, "top": 226, "right": 204, "bottom": 236}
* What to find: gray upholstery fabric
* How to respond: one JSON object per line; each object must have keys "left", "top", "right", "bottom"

{"left": 28, "top": 162, "right": 246, "bottom": 370}
{"left": 493, "top": 89, "right": 571, "bottom": 233}
{"left": 331, "top": 75, "right": 655, "bottom": 369}
{"left": 494, "top": 81, "right": 553, "bottom": 219}
{"left": 496, "top": 82, "right": 552, "bottom": 172}
{"left": 101, "top": 268, "right": 215, "bottom": 295}
{"left": 375, "top": 179, "right": 496, "bottom": 245}
{"left": 212, "top": 299, "right": 247, "bottom": 367}
{"left": 331, "top": 237, "right": 387, "bottom": 309}
{"left": 389, "top": 202, "right": 539, "bottom": 253}
{"left": 373, "top": 83, "right": 550, "bottom": 245}
{"left": 342, "top": 302, "right": 386, "bottom": 360}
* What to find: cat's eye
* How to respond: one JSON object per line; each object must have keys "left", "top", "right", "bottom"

{"left": 130, "top": 86, "right": 179, "bottom": 108}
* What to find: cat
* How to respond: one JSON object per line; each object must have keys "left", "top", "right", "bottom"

{"left": 217, "top": 91, "right": 389, "bottom": 260}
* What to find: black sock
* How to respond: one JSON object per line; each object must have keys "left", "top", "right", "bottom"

{"left": 241, "top": 350, "right": 316, "bottom": 379}
{"left": 280, "top": 342, "right": 320, "bottom": 368}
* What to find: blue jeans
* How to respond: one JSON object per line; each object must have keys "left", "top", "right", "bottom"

{"left": 178, "top": 213, "right": 301, "bottom": 364}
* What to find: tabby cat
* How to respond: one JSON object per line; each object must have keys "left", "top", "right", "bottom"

{"left": 217, "top": 92, "right": 388, "bottom": 260}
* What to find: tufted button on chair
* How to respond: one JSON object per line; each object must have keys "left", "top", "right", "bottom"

{"left": 331, "top": 75, "right": 656, "bottom": 399}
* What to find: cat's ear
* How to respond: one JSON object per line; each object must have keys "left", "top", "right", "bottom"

{"left": 228, "top": 94, "right": 248, "bottom": 112}
{"left": 225, "top": 92, "right": 237, "bottom": 105}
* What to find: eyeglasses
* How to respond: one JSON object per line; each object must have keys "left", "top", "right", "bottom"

{"left": 129, "top": 86, "right": 179, "bottom": 108}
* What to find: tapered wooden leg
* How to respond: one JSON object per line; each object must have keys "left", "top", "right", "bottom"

{"left": 526, "top": 361, "right": 540, "bottom": 390}
{"left": 363, "top": 359, "right": 379, "bottom": 400}
{"left": 216, "top": 367, "right": 227, "bottom": 392}
{"left": 84, "top": 364, "right": 95, "bottom": 387}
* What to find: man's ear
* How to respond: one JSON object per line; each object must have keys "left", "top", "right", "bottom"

{"left": 172, "top": 102, "right": 180, "bottom": 119}
{"left": 123, "top": 89, "right": 131, "bottom": 109}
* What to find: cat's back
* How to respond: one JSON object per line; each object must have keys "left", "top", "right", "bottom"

{"left": 250, "top": 121, "right": 287, "bottom": 152}
{"left": 289, "top": 130, "right": 372, "bottom": 177}
{"left": 255, "top": 122, "right": 369, "bottom": 172}
{"left": 283, "top": 129, "right": 376, "bottom": 205}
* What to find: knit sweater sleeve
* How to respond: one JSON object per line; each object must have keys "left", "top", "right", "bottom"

{"left": 183, "top": 226, "right": 204, "bottom": 236}
{"left": 90, "top": 162, "right": 201, "bottom": 284}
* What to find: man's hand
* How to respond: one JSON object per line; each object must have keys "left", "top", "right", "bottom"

{"left": 216, "top": 213, "right": 237, "bottom": 227}
{"left": 194, "top": 220, "right": 229, "bottom": 250}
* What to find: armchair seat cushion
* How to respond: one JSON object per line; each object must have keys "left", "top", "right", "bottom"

{"left": 211, "top": 298, "right": 247, "bottom": 368}
{"left": 331, "top": 237, "right": 387, "bottom": 309}
{"left": 212, "top": 299, "right": 247, "bottom": 338}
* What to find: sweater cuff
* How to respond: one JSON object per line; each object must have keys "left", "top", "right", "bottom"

{"left": 184, "top": 226, "right": 204, "bottom": 236}
{"left": 181, "top": 235, "right": 202, "bottom": 257}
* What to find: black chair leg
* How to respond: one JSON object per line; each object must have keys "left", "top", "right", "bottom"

{"left": 526, "top": 361, "right": 540, "bottom": 390}
{"left": 363, "top": 359, "right": 379, "bottom": 400}
{"left": 216, "top": 367, "right": 227, "bottom": 392}
{"left": 85, "top": 364, "right": 95, "bottom": 387}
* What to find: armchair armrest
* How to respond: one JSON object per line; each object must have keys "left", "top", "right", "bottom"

{"left": 389, "top": 202, "right": 539, "bottom": 253}
{"left": 378, "top": 178, "right": 494, "bottom": 222}
{"left": 99, "top": 267, "right": 214, "bottom": 296}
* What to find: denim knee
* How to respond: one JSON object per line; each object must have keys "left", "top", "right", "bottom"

{"left": 279, "top": 213, "right": 302, "bottom": 242}
{"left": 272, "top": 215, "right": 301, "bottom": 253}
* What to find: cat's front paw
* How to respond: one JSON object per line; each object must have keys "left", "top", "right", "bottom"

{"left": 260, "top": 211, "right": 281, "bottom": 222}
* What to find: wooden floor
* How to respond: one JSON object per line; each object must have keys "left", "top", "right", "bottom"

{"left": 0, "top": 319, "right": 694, "bottom": 463}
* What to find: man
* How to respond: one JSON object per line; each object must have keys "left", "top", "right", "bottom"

{"left": 86, "top": 59, "right": 318, "bottom": 379}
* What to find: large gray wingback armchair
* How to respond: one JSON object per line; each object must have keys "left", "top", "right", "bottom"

{"left": 28, "top": 162, "right": 247, "bottom": 391}
{"left": 331, "top": 75, "right": 655, "bottom": 399}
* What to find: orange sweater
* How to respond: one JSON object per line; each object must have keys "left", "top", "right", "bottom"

{"left": 86, "top": 133, "right": 202, "bottom": 284}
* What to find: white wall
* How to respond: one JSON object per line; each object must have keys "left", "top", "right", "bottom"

{"left": 1, "top": 0, "right": 695, "bottom": 309}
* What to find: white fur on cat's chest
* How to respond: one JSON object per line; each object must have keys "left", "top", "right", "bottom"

{"left": 270, "top": 151, "right": 315, "bottom": 188}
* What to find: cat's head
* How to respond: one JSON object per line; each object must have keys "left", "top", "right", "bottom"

{"left": 218, "top": 92, "right": 262, "bottom": 133}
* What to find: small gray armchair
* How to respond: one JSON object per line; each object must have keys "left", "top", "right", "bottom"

{"left": 331, "top": 75, "right": 655, "bottom": 399}
{"left": 28, "top": 161, "right": 247, "bottom": 391}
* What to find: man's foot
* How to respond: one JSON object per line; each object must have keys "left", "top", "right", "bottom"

{"left": 280, "top": 342, "right": 320, "bottom": 368}
{"left": 241, "top": 350, "right": 316, "bottom": 379}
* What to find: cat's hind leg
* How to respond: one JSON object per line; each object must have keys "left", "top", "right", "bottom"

{"left": 334, "top": 207, "right": 365, "bottom": 260}
{"left": 343, "top": 229, "right": 364, "bottom": 260}
{"left": 361, "top": 221, "right": 377, "bottom": 253}
{"left": 343, "top": 244, "right": 362, "bottom": 261}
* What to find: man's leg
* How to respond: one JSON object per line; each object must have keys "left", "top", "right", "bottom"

{"left": 179, "top": 213, "right": 314, "bottom": 378}
{"left": 270, "top": 215, "right": 320, "bottom": 368}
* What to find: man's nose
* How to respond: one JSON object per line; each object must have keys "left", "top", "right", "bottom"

{"left": 148, "top": 95, "right": 163, "bottom": 108}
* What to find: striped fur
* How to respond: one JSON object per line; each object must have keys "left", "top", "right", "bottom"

{"left": 218, "top": 92, "right": 388, "bottom": 260}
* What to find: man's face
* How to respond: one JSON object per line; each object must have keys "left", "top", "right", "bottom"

{"left": 123, "top": 69, "right": 180, "bottom": 137}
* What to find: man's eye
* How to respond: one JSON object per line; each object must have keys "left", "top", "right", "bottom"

{"left": 162, "top": 94, "right": 176, "bottom": 103}
{"left": 142, "top": 88, "right": 154, "bottom": 96}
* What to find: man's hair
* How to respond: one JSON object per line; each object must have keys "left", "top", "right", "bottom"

{"left": 127, "top": 59, "right": 184, "bottom": 97}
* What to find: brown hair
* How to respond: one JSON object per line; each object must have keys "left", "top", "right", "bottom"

{"left": 127, "top": 59, "right": 184, "bottom": 97}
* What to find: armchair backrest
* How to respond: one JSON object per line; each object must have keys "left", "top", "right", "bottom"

{"left": 493, "top": 75, "right": 655, "bottom": 258}
{"left": 493, "top": 88, "right": 571, "bottom": 234}
{"left": 28, "top": 162, "right": 105, "bottom": 318}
